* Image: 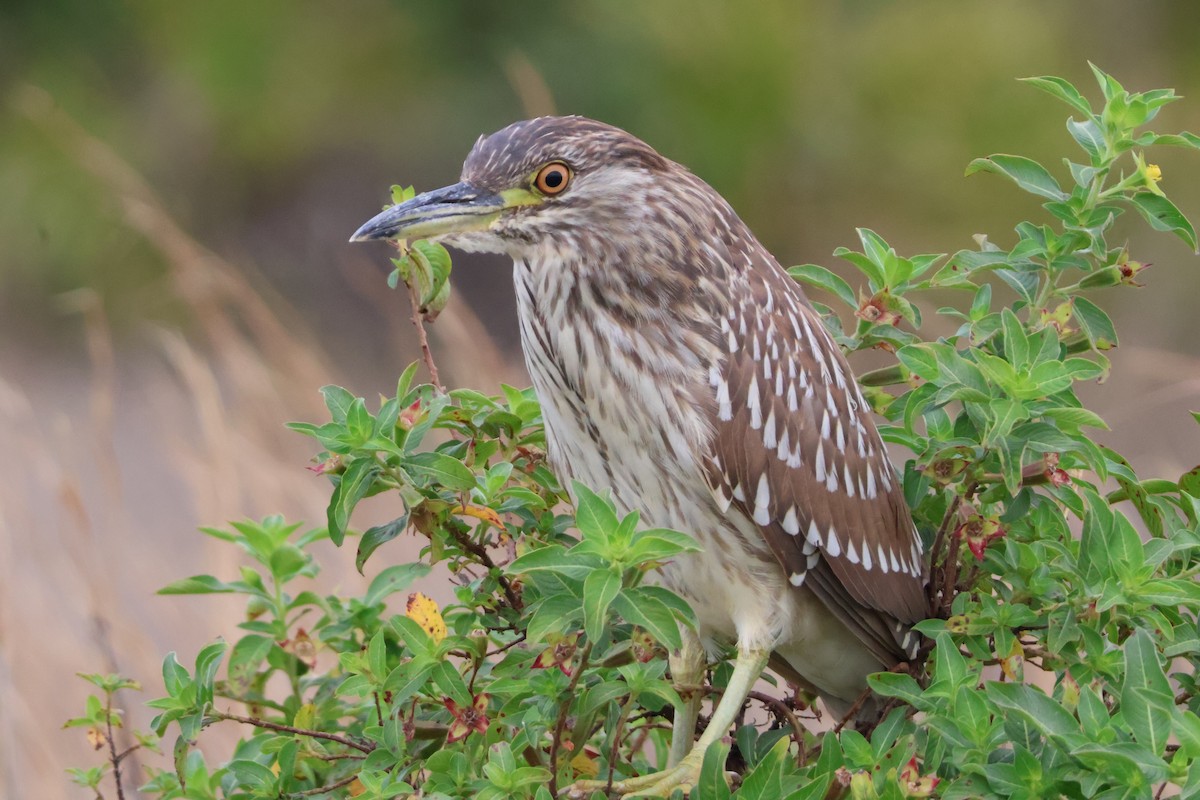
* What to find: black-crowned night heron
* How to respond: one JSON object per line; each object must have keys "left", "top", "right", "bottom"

{"left": 352, "top": 116, "right": 926, "bottom": 797}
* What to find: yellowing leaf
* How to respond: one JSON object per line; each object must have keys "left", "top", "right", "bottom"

{"left": 571, "top": 751, "right": 600, "bottom": 778}
{"left": 348, "top": 778, "right": 366, "bottom": 797}
{"left": 452, "top": 504, "right": 507, "bottom": 530}
{"left": 406, "top": 592, "right": 447, "bottom": 643}
{"left": 293, "top": 703, "right": 318, "bottom": 731}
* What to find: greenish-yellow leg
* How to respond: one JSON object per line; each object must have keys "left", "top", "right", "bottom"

{"left": 569, "top": 648, "right": 771, "bottom": 798}
{"left": 667, "top": 627, "right": 706, "bottom": 768}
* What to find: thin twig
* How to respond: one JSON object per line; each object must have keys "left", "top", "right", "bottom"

{"left": 445, "top": 524, "right": 523, "bottom": 611}
{"left": 548, "top": 642, "right": 593, "bottom": 797}
{"left": 406, "top": 279, "right": 442, "bottom": 391}
{"left": 748, "top": 690, "right": 808, "bottom": 748}
{"left": 833, "top": 687, "right": 873, "bottom": 734}
{"left": 214, "top": 711, "right": 374, "bottom": 754}
{"left": 291, "top": 772, "right": 361, "bottom": 797}
{"left": 605, "top": 694, "right": 639, "bottom": 795}
{"left": 105, "top": 693, "right": 126, "bottom": 800}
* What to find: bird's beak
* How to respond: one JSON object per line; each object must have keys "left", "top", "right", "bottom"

{"left": 349, "top": 181, "right": 506, "bottom": 243}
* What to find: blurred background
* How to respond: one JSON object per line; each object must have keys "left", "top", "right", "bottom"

{"left": 2, "top": 1, "right": 1199, "bottom": 796}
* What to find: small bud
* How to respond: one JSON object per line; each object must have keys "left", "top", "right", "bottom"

{"left": 954, "top": 513, "right": 1005, "bottom": 561}
{"left": 1038, "top": 299, "right": 1074, "bottom": 336}
{"left": 1060, "top": 672, "right": 1080, "bottom": 712}
{"left": 533, "top": 633, "right": 579, "bottom": 675}
{"left": 306, "top": 454, "right": 343, "bottom": 475}
{"left": 280, "top": 628, "right": 318, "bottom": 669}
{"left": 1118, "top": 259, "right": 1150, "bottom": 287}
{"left": 899, "top": 757, "right": 941, "bottom": 797}
{"left": 856, "top": 292, "right": 902, "bottom": 327}
{"left": 397, "top": 400, "right": 423, "bottom": 430}
{"left": 849, "top": 770, "right": 879, "bottom": 799}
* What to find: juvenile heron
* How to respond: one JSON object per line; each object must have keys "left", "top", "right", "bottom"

{"left": 352, "top": 116, "right": 926, "bottom": 797}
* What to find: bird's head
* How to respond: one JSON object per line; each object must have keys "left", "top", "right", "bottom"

{"left": 351, "top": 116, "right": 693, "bottom": 260}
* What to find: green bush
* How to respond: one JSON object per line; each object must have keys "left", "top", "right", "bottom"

{"left": 70, "top": 65, "right": 1200, "bottom": 800}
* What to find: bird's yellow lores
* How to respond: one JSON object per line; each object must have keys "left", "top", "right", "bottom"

{"left": 352, "top": 116, "right": 927, "bottom": 797}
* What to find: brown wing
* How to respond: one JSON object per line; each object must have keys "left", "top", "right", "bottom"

{"left": 701, "top": 251, "right": 927, "bottom": 662}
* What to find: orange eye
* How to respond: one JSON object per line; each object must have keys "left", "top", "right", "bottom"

{"left": 534, "top": 162, "right": 571, "bottom": 195}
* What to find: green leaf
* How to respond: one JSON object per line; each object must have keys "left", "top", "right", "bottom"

{"left": 582, "top": 569, "right": 621, "bottom": 642}
{"left": 787, "top": 264, "right": 856, "bottom": 308}
{"left": 625, "top": 528, "right": 701, "bottom": 565}
{"left": 986, "top": 681, "right": 1079, "bottom": 739}
{"left": 327, "top": 458, "right": 380, "bottom": 547}
{"left": 1067, "top": 118, "right": 1106, "bottom": 162}
{"left": 356, "top": 513, "right": 410, "bottom": 573}
{"left": 431, "top": 660, "right": 471, "bottom": 707}
{"left": 1020, "top": 75, "right": 1093, "bottom": 116}
{"left": 365, "top": 562, "right": 431, "bottom": 607}
{"left": 612, "top": 589, "right": 683, "bottom": 650}
{"left": 226, "top": 635, "right": 273, "bottom": 695}
{"left": 1127, "top": 191, "right": 1198, "bottom": 252}
{"left": 867, "top": 672, "right": 927, "bottom": 709}
{"left": 403, "top": 451, "right": 476, "bottom": 491}
{"left": 226, "top": 760, "right": 276, "bottom": 793}
{"left": 965, "top": 154, "right": 1067, "bottom": 201}
{"left": 526, "top": 594, "right": 583, "bottom": 642}
{"left": 1134, "top": 131, "right": 1200, "bottom": 149}
{"left": 508, "top": 544, "right": 599, "bottom": 580}
{"left": 1123, "top": 686, "right": 1174, "bottom": 757}
{"left": 692, "top": 742, "right": 732, "bottom": 800}
{"left": 1089, "top": 62, "right": 1126, "bottom": 102}
{"left": 1073, "top": 297, "right": 1118, "bottom": 351}
{"left": 969, "top": 283, "right": 992, "bottom": 320}
{"left": 1000, "top": 308, "right": 1031, "bottom": 369}
{"left": 320, "top": 385, "right": 356, "bottom": 424}
{"left": 157, "top": 575, "right": 236, "bottom": 595}
{"left": 896, "top": 344, "right": 940, "bottom": 382}
{"left": 931, "top": 632, "right": 969, "bottom": 690}
{"left": 572, "top": 482, "right": 620, "bottom": 544}
{"left": 193, "top": 641, "right": 226, "bottom": 707}
{"left": 1040, "top": 406, "right": 1109, "bottom": 430}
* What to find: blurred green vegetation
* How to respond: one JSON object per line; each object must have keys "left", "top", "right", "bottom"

{"left": 1, "top": 0, "right": 1198, "bottom": 354}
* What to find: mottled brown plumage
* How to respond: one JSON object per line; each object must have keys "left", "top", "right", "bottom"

{"left": 352, "top": 116, "right": 928, "bottom": 794}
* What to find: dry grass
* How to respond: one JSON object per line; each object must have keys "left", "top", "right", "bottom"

{"left": 1, "top": 85, "right": 521, "bottom": 799}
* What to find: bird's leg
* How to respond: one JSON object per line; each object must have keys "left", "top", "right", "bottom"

{"left": 568, "top": 648, "right": 770, "bottom": 798}
{"left": 667, "top": 627, "right": 706, "bottom": 768}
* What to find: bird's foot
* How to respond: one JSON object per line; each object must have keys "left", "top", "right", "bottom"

{"left": 566, "top": 752, "right": 704, "bottom": 798}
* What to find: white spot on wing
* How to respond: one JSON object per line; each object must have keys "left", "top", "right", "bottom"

{"left": 781, "top": 506, "right": 799, "bottom": 535}
{"left": 789, "top": 571, "right": 806, "bottom": 587}
{"left": 846, "top": 538, "right": 859, "bottom": 564}
{"left": 776, "top": 428, "right": 790, "bottom": 462}
{"left": 826, "top": 526, "right": 841, "bottom": 558}
{"left": 752, "top": 473, "right": 770, "bottom": 524}
{"left": 877, "top": 544, "right": 890, "bottom": 574}
{"left": 763, "top": 410, "right": 777, "bottom": 449}
{"left": 825, "top": 464, "right": 838, "bottom": 492}
{"left": 862, "top": 543, "right": 873, "bottom": 571}
{"left": 748, "top": 375, "right": 762, "bottom": 429}
{"left": 805, "top": 520, "right": 822, "bottom": 549}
